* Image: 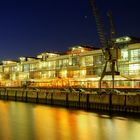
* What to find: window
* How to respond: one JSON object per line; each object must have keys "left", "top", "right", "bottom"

{"left": 129, "top": 64, "right": 140, "bottom": 75}
{"left": 130, "top": 49, "right": 140, "bottom": 62}
{"left": 121, "top": 49, "right": 128, "bottom": 60}
{"left": 30, "top": 63, "right": 38, "bottom": 71}
{"left": 23, "top": 64, "right": 30, "bottom": 72}
{"left": 72, "top": 57, "right": 78, "bottom": 66}
{"left": 93, "top": 55, "right": 104, "bottom": 65}
{"left": 85, "top": 56, "right": 93, "bottom": 66}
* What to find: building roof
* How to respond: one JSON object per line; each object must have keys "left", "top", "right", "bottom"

{"left": 115, "top": 36, "right": 140, "bottom": 44}
{"left": 68, "top": 44, "right": 99, "bottom": 50}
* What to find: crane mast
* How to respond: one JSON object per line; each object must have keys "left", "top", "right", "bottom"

{"left": 89, "top": 0, "right": 120, "bottom": 91}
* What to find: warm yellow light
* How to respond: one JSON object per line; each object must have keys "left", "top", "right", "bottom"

{"left": 2, "top": 61, "right": 16, "bottom": 65}
{"left": 19, "top": 57, "right": 26, "bottom": 62}
{"left": 78, "top": 46, "right": 82, "bottom": 49}
{"left": 115, "top": 36, "right": 131, "bottom": 43}
{"left": 72, "top": 47, "right": 75, "bottom": 50}
{"left": 0, "top": 74, "right": 2, "bottom": 79}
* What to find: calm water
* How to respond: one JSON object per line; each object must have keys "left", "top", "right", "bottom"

{"left": 0, "top": 100, "right": 140, "bottom": 140}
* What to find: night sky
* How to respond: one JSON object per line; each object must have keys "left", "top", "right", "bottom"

{"left": 0, "top": 0, "right": 140, "bottom": 60}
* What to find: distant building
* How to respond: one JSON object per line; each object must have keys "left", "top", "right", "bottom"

{"left": 0, "top": 36, "right": 140, "bottom": 88}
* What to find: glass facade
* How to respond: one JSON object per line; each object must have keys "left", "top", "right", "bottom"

{"left": 130, "top": 49, "right": 140, "bottom": 62}
{"left": 0, "top": 39, "right": 140, "bottom": 88}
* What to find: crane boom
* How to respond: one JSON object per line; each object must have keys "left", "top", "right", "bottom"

{"left": 89, "top": 0, "right": 120, "bottom": 91}
{"left": 89, "top": 0, "right": 111, "bottom": 60}
{"left": 107, "top": 11, "right": 116, "bottom": 46}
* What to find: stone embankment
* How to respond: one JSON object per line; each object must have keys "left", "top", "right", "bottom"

{"left": 0, "top": 88, "right": 140, "bottom": 113}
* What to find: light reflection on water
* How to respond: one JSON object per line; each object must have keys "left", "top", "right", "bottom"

{"left": 0, "top": 100, "right": 140, "bottom": 140}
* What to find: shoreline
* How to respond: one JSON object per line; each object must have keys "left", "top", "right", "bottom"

{"left": 0, "top": 87, "right": 140, "bottom": 114}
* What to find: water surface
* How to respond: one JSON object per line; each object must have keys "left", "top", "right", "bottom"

{"left": 0, "top": 100, "right": 140, "bottom": 140}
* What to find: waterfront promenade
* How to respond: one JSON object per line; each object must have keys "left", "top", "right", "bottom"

{"left": 0, "top": 87, "right": 140, "bottom": 113}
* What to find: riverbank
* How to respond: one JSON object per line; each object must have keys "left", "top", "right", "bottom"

{"left": 0, "top": 88, "right": 140, "bottom": 113}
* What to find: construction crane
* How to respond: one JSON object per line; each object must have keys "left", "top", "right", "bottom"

{"left": 89, "top": 0, "right": 120, "bottom": 91}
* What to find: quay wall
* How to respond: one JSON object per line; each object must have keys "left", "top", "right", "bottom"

{"left": 0, "top": 88, "right": 140, "bottom": 113}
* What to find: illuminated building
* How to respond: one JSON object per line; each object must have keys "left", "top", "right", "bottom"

{"left": 0, "top": 36, "right": 140, "bottom": 88}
